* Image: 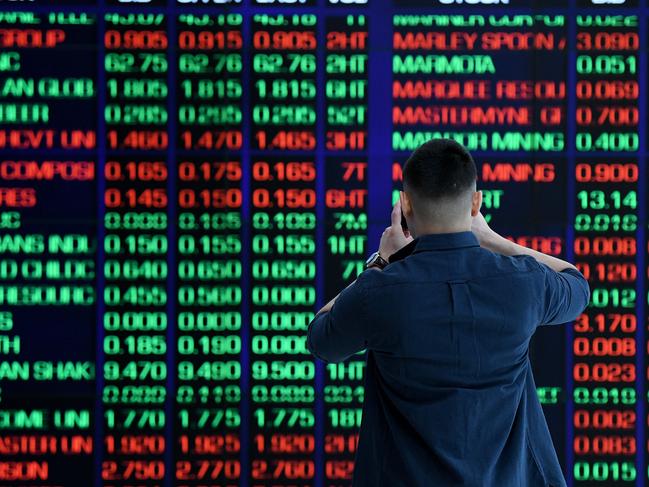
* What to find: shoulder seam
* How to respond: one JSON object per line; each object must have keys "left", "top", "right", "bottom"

{"left": 363, "top": 266, "right": 542, "bottom": 290}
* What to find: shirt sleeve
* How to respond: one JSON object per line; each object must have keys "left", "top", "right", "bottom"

{"left": 538, "top": 263, "right": 591, "bottom": 326}
{"left": 306, "top": 273, "right": 370, "bottom": 363}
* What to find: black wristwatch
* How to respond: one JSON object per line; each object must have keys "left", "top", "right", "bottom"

{"left": 364, "top": 251, "right": 388, "bottom": 270}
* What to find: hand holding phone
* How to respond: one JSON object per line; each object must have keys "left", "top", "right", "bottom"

{"left": 379, "top": 197, "right": 414, "bottom": 258}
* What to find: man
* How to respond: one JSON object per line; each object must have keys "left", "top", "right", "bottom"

{"left": 306, "top": 139, "right": 590, "bottom": 486}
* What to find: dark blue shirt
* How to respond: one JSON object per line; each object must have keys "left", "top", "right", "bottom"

{"left": 307, "top": 231, "right": 590, "bottom": 487}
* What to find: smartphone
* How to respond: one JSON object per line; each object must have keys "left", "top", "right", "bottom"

{"left": 400, "top": 209, "right": 408, "bottom": 232}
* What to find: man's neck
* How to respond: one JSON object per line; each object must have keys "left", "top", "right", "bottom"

{"left": 413, "top": 224, "right": 471, "bottom": 238}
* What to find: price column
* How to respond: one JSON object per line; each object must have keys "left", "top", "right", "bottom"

{"left": 572, "top": 15, "right": 639, "bottom": 485}
{"left": 323, "top": 14, "right": 368, "bottom": 486}
{"left": 249, "top": 13, "right": 318, "bottom": 487}
{"left": 174, "top": 12, "right": 243, "bottom": 487}
{"left": 251, "top": 14, "right": 317, "bottom": 153}
{"left": 101, "top": 12, "right": 170, "bottom": 486}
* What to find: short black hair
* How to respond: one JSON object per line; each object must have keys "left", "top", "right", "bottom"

{"left": 403, "top": 138, "right": 477, "bottom": 201}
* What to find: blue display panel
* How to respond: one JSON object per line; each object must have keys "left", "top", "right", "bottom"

{"left": 0, "top": 2, "right": 646, "bottom": 487}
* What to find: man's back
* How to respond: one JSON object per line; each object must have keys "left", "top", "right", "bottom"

{"left": 307, "top": 231, "right": 590, "bottom": 487}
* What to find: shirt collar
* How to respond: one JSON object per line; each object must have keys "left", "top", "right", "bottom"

{"left": 388, "top": 231, "right": 480, "bottom": 263}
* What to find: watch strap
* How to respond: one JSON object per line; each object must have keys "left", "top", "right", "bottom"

{"left": 365, "top": 252, "right": 388, "bottom": 270}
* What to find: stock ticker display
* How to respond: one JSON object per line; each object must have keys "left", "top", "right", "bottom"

{"left": 1, "top": 0, "right": 649, "bottom": 486}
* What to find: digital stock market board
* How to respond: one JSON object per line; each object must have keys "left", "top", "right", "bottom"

{"left": 0, "top": 0, "right": 647, "bottom": 486}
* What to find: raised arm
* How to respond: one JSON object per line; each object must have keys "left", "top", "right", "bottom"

{"left": 471, "top": 212, "right": 578, "bottom": 273}
{"left": 472, "top": 212, "right": 590, "bottom": 325}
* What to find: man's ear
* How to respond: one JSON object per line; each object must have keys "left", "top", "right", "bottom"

{"left": 470, "top": 190, "right": 482, "bottom": 217}
{"left": 401, "top": 190, "right": 413, "bottom": 217}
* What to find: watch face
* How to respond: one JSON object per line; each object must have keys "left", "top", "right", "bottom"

{"left": 365, "top": 252, "right": 386, "bottom": 270}
{"left": 365, "top": 252, "right": 379, "bottom": 266}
